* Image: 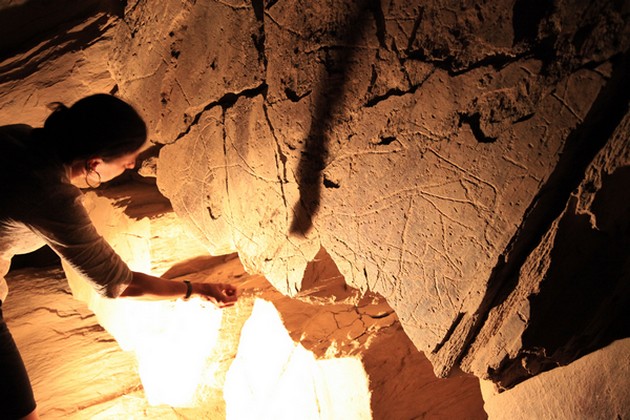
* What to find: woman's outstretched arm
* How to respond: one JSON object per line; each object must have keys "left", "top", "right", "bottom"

{"left": 119, "top": 271, "right": 237, "bottom": 308}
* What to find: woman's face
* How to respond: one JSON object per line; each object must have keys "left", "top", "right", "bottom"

{"left": 91, "top": 149, "right": 143, "bottom": 182}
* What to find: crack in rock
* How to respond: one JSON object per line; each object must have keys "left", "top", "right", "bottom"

{"left": 173, "top": 83, "right": 268, "bottom": 142}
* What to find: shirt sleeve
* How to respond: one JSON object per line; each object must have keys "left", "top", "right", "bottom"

{"left": 25, "top": 184, "right": 133, "bottom": 298}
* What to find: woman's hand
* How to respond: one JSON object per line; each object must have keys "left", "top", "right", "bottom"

{"left": 192, "top": 282, "right": 238, "bottom": 308}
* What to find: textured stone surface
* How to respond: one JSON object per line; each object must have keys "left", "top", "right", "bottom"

{"left": 316, "top": 64, "right": 606, "bottom": 363}
{"left": 461, "top": 108, "right": 630, "bottom": 388}
{"left": 0, "top": 8, "right": 117, "bottom": 126}
{"left": 0, "top": 0, "right": 628, "bottom": 415}
{"left": 3, "top": 267, "right": 143, "bottom": 418}
{"left": 145, "top": 0, "right": 630, "bottom": 378}
{"left": 157, "top": 97, "right": 321, "bottom": 291}
{"left": 480, "top": 338, "right": 630, "bottom": 420}
{"left": 108, "top": 0, "right": 265, "bottom": 143}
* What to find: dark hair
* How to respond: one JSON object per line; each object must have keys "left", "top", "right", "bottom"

{"left": 41, "top": 94, "right": 147, "bottom": 164}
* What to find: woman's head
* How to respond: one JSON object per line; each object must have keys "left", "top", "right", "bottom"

{"left": 42, "top": 93, "right": 147, "bottom": 165}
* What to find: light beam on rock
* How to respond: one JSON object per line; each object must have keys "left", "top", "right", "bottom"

{"left": 224, "top": 299, "right": 372, "bottom": 420}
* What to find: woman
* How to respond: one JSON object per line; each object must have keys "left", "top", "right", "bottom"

{"left": 0, "top": 94, "right": 238, "bottom": 419}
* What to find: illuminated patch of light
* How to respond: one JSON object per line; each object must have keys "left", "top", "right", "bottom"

{"left": 65, "top": 261, "right": 223, "bottom": 407}
{"left": 224, "top": 299, "right": 372, "bottom": 420}
{"left": 129, "top": 298, "right": 223, "bottom": 406}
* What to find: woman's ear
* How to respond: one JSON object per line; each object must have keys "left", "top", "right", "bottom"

{"left": 86, "top": 157, "right": 104, "bottom": 171}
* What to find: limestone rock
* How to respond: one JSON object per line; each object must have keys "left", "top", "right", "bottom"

{"left": 109, "top": 0, "right": 265, "bottom": 143}
{"left": 480, "top": 338, "right": 630, "bottom": 420}
{"left": 317, "top": 64, "right": 608, "bottom": 365}
{"left": 6, "top": 254, "right": 486, "bottom": 418}
{"left": 0, "top": 0, "right": 629, "bottom": 415}
{"left": 461, "top": 108, "right": 630, "bottom": 388}
{"left": 139, "top": 0, "right": 630, "bottom": 378}
{"left": 158, "top": 96, "right": 321, "bottom": 292}
{"left": 0, "top": 10, "right": 117, "bottom": 126}
{"left": 3, "top": 267, "right": 143, "bottom": 418}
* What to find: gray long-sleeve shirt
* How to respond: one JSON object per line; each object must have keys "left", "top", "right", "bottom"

{"left": 0, "top": 124, "right": 132, "bottom": 302}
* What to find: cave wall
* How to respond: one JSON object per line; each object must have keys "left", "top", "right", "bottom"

{"left": 0, "top": 0, "right": 628, "bottom": 404}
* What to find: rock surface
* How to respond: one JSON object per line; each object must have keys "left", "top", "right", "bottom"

{"left": 0, "top": 4, "right": 117, "bottom": 126}
{"left": 462, "top": 108, "right": 630, "bottom": 388}
{"left": 480, "top": 338, "right": 630, "bottom": 420}
{"left": 0, "top": 0, "right": 629, "bottom": 417}
{"left": 139, "top": 0, "right": 630, "bottom": 379}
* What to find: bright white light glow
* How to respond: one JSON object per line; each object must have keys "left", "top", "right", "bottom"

{"left": 130, "top": 298, "right": 223, "bottom": 406}
{"left": 65, "top": 262, "right": 223, "bottom": 407}
{"left": 224, "top": 299, "right": 372, "bottom": 420}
